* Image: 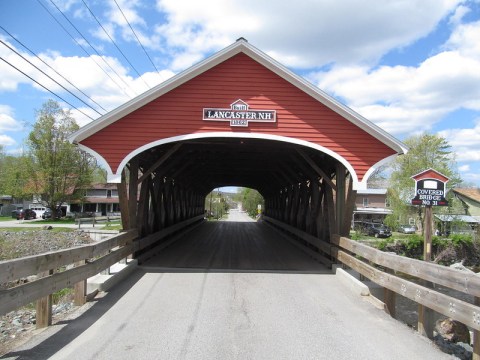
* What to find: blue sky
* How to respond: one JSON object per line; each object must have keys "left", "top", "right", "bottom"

{"left": 1, "top": 0, "right": 480, "bottom": 186}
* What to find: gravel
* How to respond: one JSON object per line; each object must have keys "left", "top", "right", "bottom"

{"left": 0, "top": 229, "right": 95, "bottom": 356}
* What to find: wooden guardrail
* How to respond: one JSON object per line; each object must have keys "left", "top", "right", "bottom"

{"left": 263, "top": 216, "right": 480, "bottom": 358}
{"left": 75, "top": 215, "right": 122, "bottom": 228}
{"left": 331, "top": 234, "right": 480, "bottom": 359}
{"left": 0, "top": 214, "right": 204, "bottom": 326}
{"left": 331, "top": 235, "right": 480, "bottom": 325}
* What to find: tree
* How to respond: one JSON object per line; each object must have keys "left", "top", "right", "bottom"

{"left": 238, "top": 188, "right": 264, "bottom": 218}
{"left": 0, "top": 154, "right": 30, "bottom": 200}
{"left": 26, "top": 100, "right": 96, "bottom": 216}
{"left": 385, "top": 133, "right": 462, "bottom": 230}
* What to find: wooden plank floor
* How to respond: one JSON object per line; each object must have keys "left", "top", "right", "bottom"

{"left": 141, "top": 211, "right": 327, "bottom": 272}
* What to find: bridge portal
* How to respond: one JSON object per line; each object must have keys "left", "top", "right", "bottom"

{"left": 70, "top": 39, "right": 406, "bottom": 259}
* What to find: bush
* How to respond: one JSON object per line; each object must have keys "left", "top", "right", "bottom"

{"left": 450, "top": 233, "right": 473, "bottom": 247}
{"left": 404, "top": 234, "right": 423, "bottom": 251}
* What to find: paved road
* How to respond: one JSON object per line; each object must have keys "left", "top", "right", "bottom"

{"left": 3, "top": 210, "right": 450, "bottom": 359}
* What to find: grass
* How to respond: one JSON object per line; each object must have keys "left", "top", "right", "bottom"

{"left": 100, "top": 221, "right": 123, "bottom": 230}
{"left": 0, "top": 216, "right": 15, "bottom": 222}
{"left": 36, "top": 218, "right": 76, "bottom": 224}
{"left": 0, "top": 227, "right": 75, "bottom": 233}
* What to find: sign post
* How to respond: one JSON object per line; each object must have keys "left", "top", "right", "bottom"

{"left": 411, "top": 169, "right": 449, "bottom": 339}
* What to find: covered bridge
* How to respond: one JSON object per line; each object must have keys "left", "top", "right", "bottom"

{"left": 70, "top": 38, "right": 406, "bottom": 255}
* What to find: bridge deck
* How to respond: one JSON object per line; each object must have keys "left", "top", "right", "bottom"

{"left": 141, "top": 212, "right": 327, "bottom": 272}
{"left": 5, "top": 211, "right": 449, "bottom": 359}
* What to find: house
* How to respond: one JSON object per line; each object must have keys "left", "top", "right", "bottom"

{"left": 352, "top": 189, "right": 392, "bottom": 226}
{"left": 452, "top": 188, "right": 480, "bottom": 218}
{"left": 69, "top": 183, "right": 120, "bottom": 216}
{"left": 434, "top": 188, "right": 480, "bottom": 235}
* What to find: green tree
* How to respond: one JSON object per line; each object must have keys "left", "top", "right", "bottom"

{"left": 0, "top": 154, "right": 30, "bottom": 200}
{"left": 27, "top": 100, "right": 96, "bottom": 215}
{"left": 385, "top": 133, "right": 461, "bottom": 230}
{"left": 238, "top": 188, "right": 264, "bottom": 218}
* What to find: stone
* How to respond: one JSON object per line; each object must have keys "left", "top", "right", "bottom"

{"left": 435, "top": 318, "right": 471, "bottom": 343}
{"left": 42, "top": 225, "right": 53, "bottom": 230}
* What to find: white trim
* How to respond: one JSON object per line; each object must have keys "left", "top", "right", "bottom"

{"left": 69, "top": 39, "right": 407, "bottom": 155}
{"left": 77, "top": 144, "right": 113, "bottom": 176}
{"left": 104, "top": 132, "right": 363, "bottom": 189}
{"left": 358, "top": 154, "right": 399, "bottom": 190}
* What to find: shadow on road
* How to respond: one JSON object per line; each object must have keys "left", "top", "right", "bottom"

{"left": 1, "top": 270, "right": 146, "bottom": 360}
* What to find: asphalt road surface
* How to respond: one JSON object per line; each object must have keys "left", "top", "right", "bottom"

{"left": 4, "top": 210, "right": 450, "bottom": 359}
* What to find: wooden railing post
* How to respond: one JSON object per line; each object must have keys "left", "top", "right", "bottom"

{"left": 74, "top": 260, "right": 87, "bottom": 306}
{"left": 384, "top": 268, "right": 396, "bottom": 318}
{"left": 418, "top": 205, "right": 434, "bottom": 339}
{"left": 36, "top": 269, "right": 53, "bottom": 329}
{"left": 474, "top": 297, "right": 480, "bottom": 360}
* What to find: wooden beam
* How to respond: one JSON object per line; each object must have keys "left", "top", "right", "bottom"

{"left": 128, "top": 158, "right": 139, "bottom": 229}
{"left": 296, "top": 149, "right": 337, "bottom": 191}
{"left": 36, "top": 270, "right": 52, "bottom": 328}
{"left": 335, "top": 164, "right": 346, "bottom": 236}
{"left": 73, "top": 260, "right": 87, "bottom": 306}
{"left": 342, "top": 174, "right": 356, "bottom": 236}
{"left": 137, "top": 143, "right": 182, "bottom": 184}
{"left": 117, "top": 169, "right": 129, "bottom": 230}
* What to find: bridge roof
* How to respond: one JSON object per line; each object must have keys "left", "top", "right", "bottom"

{"left": 70, "top": 38, "right": 407, "bottom": 190}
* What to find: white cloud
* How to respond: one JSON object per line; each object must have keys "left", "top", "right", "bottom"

{"left": 152, "top": 0, "right": 462, "bottom": 70}
{"left": 310, "top": 19, "right": 480, "bottom": 136}
{"left": 449, "top": 5, "right": 471, "bottom": 25}
{"left": 0, "top": 134, "right": 16, "bottom": 147}
{"left": 0, "top": 113, "right": 23, "bottom": 133}
{"left": 439, "top": 120, "right": 480, "bottom": 162}
{"left": 459, "top": 164, "right": 470, "bottom": 171}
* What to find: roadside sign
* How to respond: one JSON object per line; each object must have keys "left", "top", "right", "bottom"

{"left": 411, "top": 169, "right": 448, "bottom": 207}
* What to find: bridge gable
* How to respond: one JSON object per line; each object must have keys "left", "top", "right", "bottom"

{"left": 73, "top": 40, "right": 405, "bottom": 187}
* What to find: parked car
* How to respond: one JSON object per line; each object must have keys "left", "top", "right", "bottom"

{"left": 42, "top": 208, "right": 61, "bottom": 219}
{"left": 15, "top": 209, "right": 37, "bottom": 220}
{"left": 365, "top": 223, "right": 392, "bottom": 238}
{"left": 398, "top": 224, "right": 416, "bottom": 234}
{"left": 42, "top": 208, "right": 52, "bottom": 219}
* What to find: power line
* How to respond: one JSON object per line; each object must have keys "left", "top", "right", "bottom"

{"left": 47, "top": 0, "right": 137, "bottom": 95}
{"left": 0, "top": 26, "right": 107, "bottom": 113}
{"left": 113, "top": 0, "right": 160, "bottom": 75}
{"left": 0, "top": 38, "right": 103, "bottom": 116}
{"left": 0, "top": 56, "right": 95, "bottom": 121}
{"left": 37, "top": 0, "right": 136, "bottom": 97}
{"left": 81, "top": 0, "right": 150, "bottom": 89}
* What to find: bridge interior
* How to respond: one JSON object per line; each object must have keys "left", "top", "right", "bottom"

{"left": 140, "top": 211, "right": 328, "bottom": 272}
{"left": 137, "top": 138, "right": 338, "bottom": 195}
{"left": 121, "top": 137, "right": 356, "bottom": 265}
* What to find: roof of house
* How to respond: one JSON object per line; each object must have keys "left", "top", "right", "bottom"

{"left": 435, "top": 214, "right": 480, "bottom": 224}
{"left": 452, "top": 188, "right": 480, "bottom": 204}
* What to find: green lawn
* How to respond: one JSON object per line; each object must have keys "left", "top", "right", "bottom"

{"left": 37, "top": 218, "right": 76, "bottom": 224}
{"left": 0, "top": 216, "right": 15, "bottom": 222}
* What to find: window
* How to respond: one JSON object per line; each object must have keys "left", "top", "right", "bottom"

{"left": 107, "top": 190, "right": 112, "bottom": 198}
{"left": 363, "top": 197, "right": 369, "bottom": 207}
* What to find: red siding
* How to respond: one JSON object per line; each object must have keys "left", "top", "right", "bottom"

{"left": 80, "top": 53, "right": 396, "bottom": 181}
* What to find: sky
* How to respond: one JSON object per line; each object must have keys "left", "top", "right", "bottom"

{"left": 1, "top": 0, "right": 480, "bottom": 187}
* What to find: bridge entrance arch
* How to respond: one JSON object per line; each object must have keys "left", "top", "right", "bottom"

{"left": 70, "top": 39, "right": 406, "bottom": 262}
